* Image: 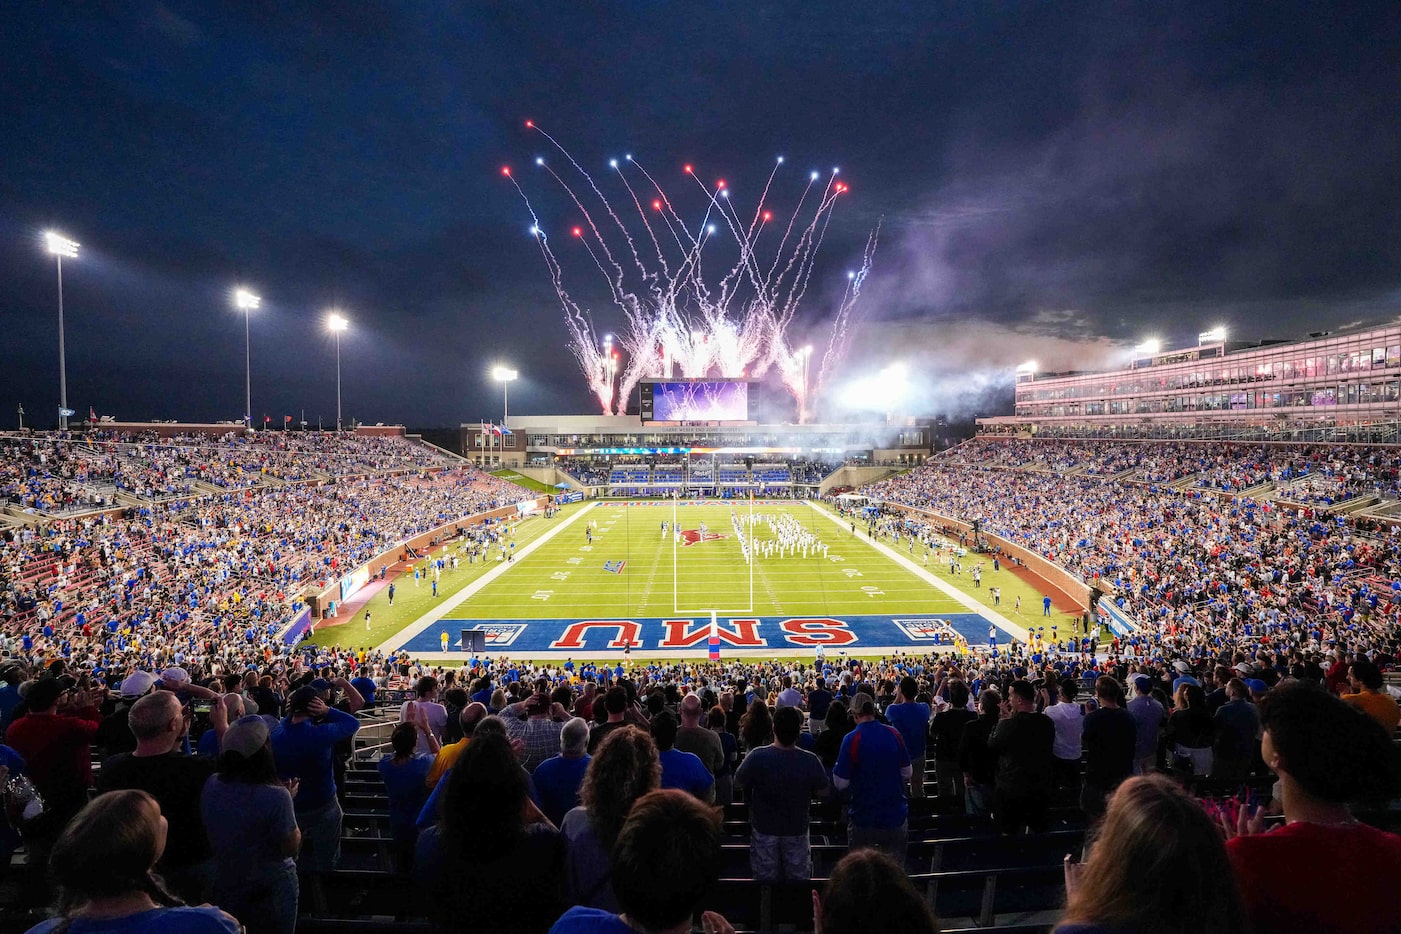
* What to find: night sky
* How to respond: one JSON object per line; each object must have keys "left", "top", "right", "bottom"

{"left": 4, "top": 2, "right": 1400, "bottom": 428}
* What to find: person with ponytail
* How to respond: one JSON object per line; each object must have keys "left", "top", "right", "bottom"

{"left": 25, "top": 789, "right": 240, "bottom": 933}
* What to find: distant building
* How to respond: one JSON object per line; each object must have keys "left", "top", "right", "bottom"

{"left": 980, "top": 324, "right": 1401, "bottom": 439}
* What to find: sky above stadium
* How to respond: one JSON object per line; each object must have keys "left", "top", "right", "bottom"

{"left": 3, "top": 2, "right": 1400, "bottom": 428}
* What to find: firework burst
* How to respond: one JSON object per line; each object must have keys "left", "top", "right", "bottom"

{"left": 504, "top": 122, "right": 879, "bottom": 420}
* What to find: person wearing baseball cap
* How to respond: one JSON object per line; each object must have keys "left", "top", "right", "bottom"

{"left": 1128, "top": 674, "right": 1167, "bottom": 775}
{"left": 832, "top": 692, "right": 912, "bottom": 862}
{"left": 203, "top": 714, "right": 301, "bottom": 934}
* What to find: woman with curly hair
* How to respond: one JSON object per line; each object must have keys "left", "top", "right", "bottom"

{"left": 560, "top": 726, "right": 661, "bottom": 912}
{"left": 26, "top": 790, "right": 240, "bottom": 933}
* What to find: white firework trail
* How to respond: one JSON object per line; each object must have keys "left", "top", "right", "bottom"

{"left": 504, "top": 123, "right": 878, "bottom": 420}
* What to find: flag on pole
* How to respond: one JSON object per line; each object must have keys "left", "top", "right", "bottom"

{"left": 89, "top": 406, "right": 96, "bottom": 421}
{"left": 263, "top": 415, "right": 271, "bottom": 424}
{"left": 284, "top": 415, "right": 292, "bottom": 423}
{"left": 490, "top": 423, "right": 503, "bottom": 436}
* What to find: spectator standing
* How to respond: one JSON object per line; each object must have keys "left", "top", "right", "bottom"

{"left": 1224, "top": 685, "right": 1401, "bottom": 934}
{"left": 959, "top": 688, "right": 1002, "bottom": 818}
{"left": 549, "top": 789, "right": 733, "bottom": 934}
{"left": 269, "top": 686, "right": 360, "bottom": 870}
{"left": 652, "top": 710, "right": 714, "bottom": 802}
{"left": 96, "top": 690, "right": 223, "bottom": 902}
{"left": 1126, "top": 674, "right": 1166, "bottom": 775}
{"left": 775, "top": 675, "right": 804, "bottom": 709}
{"left": 807, "top": 678, "right": 833, "bottom": 735}
{"left": 813, "top": 703, "right": 852, "bottom": 773}
{"left": 885, "top": 676, "right": 931, "bottom": 799}
{"left": 1341, "top": 660, "right": 1400, "bottom": 734}
{"left": 201, "top": 715, "right": 301, "bottom": 934}
{"left": 1044, "top": 678, "right": 1085, "bottom": 796}
{"left": 533, "top": 717, "right": 592, "bottom": 827}
{"left": 93, "top": 670, "right": 154, "bottom": 757}
{"left": 988, "top": 680, "right": 1055, "bottom": 834}
{"left": 417, "top": 732, "right": 564, "bottom": 934}
{"left": 502, "top": 691, "right": 567, "bottom": 772}
{"left": 377, "top": 721, "right": 435, "bottom": 871}
{"left": 398, "top": 676, "right": 446, "bottom": 755}
{"left": 675, "top": 693, "right": 723, "bottom": 778}
{"left": 587, "top": 686, "right": 632, "bottom": 753}
{"left": 929, "top": 680, "right": 977, "bottom": 801}
{"left": 832, "top": 693, "right": 912, "bottom": 862}
{"left": 734, "top": 706, "right": 829, "bottom": 881}
{"left": 1080, "top": 677, "right": 1135, "bottom": 822}
{"left": 1211, "top": 678, "right": 1260, "bottom": 781}
{"left": 24, "top": 790, "right": 240, "bottom": 934}
{"left": 1167, "top": 683, "right": 1214, "bottom": 777}
{"left": 561, "top": 727, "right": 661, "bottom": 912}
{"left": 707, "top": 706, "right": 738, "bottom": 805}
{"left": 5, "top": 678, "right": 102, "bottom": 855}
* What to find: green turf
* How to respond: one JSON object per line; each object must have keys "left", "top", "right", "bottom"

{"left": 311, "top": 500, "right": 1083, "bottom": 655}
{"left": 489, "top": 469, "right": 554, "bottom": 493}
{"left": 448, "top": 501, "right": 1080, "bottom": 627}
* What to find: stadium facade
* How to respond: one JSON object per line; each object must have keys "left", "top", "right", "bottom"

{"left": 461, "top": 414, "right": 935, "bottom": 468}
{"left": 980, "top": 322, "right": 1401, "bottom": 439}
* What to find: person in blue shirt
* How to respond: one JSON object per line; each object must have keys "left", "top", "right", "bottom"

{"left": 534, "top": 717, "right": 593, "bottom": 827}
{"left": 269, "top": 686, "right": 360, "bottom": 871}
{"left": 832, "top": 693, "right": 912, "bottom": 864}
{"left": 377, "top": 721, "right": 435, "bottom": 871}
{"left": 349, "top": 674, "right": 377, "bottom": 709}
{"left": 650, "top": 711, "right": 713, "bottom": 803}
{"left": 884, "top": 677, "right": 931, "bottom": 800}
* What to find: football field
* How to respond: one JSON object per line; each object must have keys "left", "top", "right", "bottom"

{"left": 315, "top": 498, "right": 1083, "bottom": 660}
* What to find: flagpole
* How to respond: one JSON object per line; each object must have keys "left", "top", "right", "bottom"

{"left": 749, "top": 489, "right": 755, "bottom": 612}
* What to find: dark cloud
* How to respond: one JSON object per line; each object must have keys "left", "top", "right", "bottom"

{"left": 2, "top": 1, "right": 1400, "bottom": 427}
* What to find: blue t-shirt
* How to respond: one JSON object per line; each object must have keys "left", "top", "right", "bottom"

{"left": 658, "top": 748, "right": 714, "bottom": 799}
{"left": 27, "top": 906, "right": 240, "bottom": 934}
{"left": 377, "top": 753, "right": 433, "bottom": 837}
{"left": 269, "top": 708, "right": 360, "bottom": 812}
{"left": 833, "top": 720, "right": 911, "bottom": 829}
{"left": 350, "top": 677, "right": 377, "bottom": 705}
{"left": 533, "top": 753, "right": 591, "bottom": 827}
{"left": 548, "top": 906, "right": 632, "bottom": 934}
{"left": 885, "top": 701, "right": 931, "bottom": 759}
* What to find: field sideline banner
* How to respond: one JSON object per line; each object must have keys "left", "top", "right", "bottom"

{"left": 1096, "top": 598, "right": 1139, "bottom": 636}
{"left": 404, "top": 613, "right": 989, "bottom": 653}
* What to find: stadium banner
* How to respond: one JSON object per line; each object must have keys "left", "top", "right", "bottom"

{"left": 1096, "top": 598, "right": 1140, "bottom": 636}
{"left": 555, "top": 490, "right": 584, "bottom": 504}
{"left": 279, "top": 606, "right": 313, "bottom": 644}
{"left": 339, "top": 565, "right": 371, "bottom": 603}
{"left": 516, "top": 497, "right": 546, "bottom": 515}
{"left": 406, "top": 613, "right": 990, "bottom": 654}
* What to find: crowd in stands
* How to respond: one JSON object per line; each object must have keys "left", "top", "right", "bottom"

{"left": 0, "top": 640, "right": 1396, "bottom": 933}
{"left": 867, "top": 442, "right": 1401, "bottom": 674}
{"left": 0, "top": 433, "right": 523, "bottom": 696}
{"left": 0, "top": 434, "right": 1399, "bottom": 933}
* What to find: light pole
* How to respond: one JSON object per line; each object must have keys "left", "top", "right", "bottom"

{"left": 327, "top": 313, "right": 348, "bottom": 431}
{"left": 45, "top": 232, "right": 79, "bottom": 431}
{"left": 492, "top": 366, "right": 518, "bottom": 468}
{"left": 234, "top": 288, "right": 260, "bottom": 430}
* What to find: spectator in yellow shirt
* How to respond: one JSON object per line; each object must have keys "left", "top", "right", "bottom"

{"left": 1341, "top": 660, "right": 1400, "bottom": 734}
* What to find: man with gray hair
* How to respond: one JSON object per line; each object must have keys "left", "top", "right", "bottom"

{"left": 97, "top": 689, "right": 228, "bottom": 901}
{"left": 533, "top": 716, "right": 592, "bottom": 826}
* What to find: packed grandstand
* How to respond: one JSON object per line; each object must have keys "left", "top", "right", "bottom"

{"left": 0, "top": 429, "right": 1398, "bottom": 934}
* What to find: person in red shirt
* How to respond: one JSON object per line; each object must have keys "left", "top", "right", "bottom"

{"left": 6, "top": 677, "right": 103, "bottom": 861}
{"left": 1224, "top": 684, "right": 1401, "bottom": 934}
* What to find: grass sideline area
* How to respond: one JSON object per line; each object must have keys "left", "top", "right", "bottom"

{"left": 489, "top": 469, "right": 554, "bottom": 493}
{"left": 310, "top": 500, "right": 1085, "bottom": 659}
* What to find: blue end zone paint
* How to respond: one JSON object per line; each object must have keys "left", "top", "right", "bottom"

{"left": 401, "top": 612, "right": 997, "bottom": 653}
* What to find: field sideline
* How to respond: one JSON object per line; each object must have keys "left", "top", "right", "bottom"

{"left": 311, "top": 498, "right": 1085, "bottom": 661}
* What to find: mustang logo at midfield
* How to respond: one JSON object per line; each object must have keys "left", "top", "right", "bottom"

{"left": 679, "top": 529, "right": 728, "bottom": 546}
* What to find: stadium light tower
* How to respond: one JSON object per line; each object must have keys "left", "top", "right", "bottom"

{"left": 1135, "top": 338, "right": 1161, "bottom": 356}
{"left": 1198, "top": 326, "right": 1227, "bottom": 346}
{"left": 492, "top": 366, "right": 519, "bottom": 425}
{"left": 327, "top": 313, "right": 348, "bottom": 431}
{"left": 233, "top": 288, "right": 261, "bottom": 430}
{"left": 44, "top": 231, "right": 79, "bottom": 431}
